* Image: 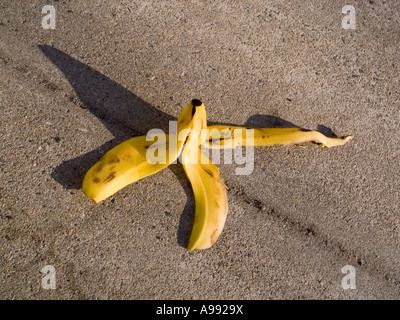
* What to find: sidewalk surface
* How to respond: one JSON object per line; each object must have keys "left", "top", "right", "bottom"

{"left": 0, "top": 0, "right": 399, "bottom": 299}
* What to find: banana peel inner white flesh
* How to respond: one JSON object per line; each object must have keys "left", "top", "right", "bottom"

{"left": 82, "top": 99, "right": 353, "bottom": 250}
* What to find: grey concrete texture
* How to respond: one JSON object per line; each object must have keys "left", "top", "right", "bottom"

{"left": 0, "top": 0, "right": 399, "bottom": 299}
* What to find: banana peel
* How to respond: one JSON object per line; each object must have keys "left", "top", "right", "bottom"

{"left": 82, "top": 99, "right": 353, "bottom": 250}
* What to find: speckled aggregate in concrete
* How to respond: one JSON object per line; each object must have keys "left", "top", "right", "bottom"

{"left": 0, "top": 0, "right": 399, "bottom": 299}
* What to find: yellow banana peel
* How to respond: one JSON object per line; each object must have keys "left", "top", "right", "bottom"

{"left": 82, "top": 99, "right": 353, "bottom": 250}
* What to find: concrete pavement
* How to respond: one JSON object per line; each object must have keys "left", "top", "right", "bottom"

{"left": 0, "top": 0, "right": 399, "bottom": 299}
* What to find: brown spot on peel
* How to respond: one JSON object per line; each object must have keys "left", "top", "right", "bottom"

{"left": 208, "top": 136, "right": 225, "bottom": 142}
{"left": 108, "top": 156, "right": 120, "bottom": 164}
{"left": 94, "top": 162, "right": 105, "bottom": 173}
{"left": 202, "top": 167, "right": 214, "bottom": 177}
{"left": 93, "top": 177, "right": 100, "bottom": 183}
{"left": 104, "top": 172, "right": 116, "bottom": 183}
